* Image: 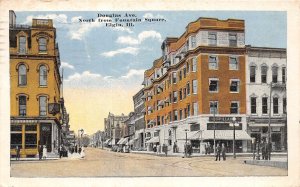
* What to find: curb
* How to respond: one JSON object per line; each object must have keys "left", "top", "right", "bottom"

{"left": 244, "top": 159, "right": 288, "bottom": 169}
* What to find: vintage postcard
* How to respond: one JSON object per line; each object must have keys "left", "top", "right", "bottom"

{"left": 0, "top": 1, "right": 299, "bottom": 187}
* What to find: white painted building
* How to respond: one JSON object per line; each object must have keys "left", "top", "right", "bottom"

{"left": 246, "top": 46, "right": 287, "bottom": 151}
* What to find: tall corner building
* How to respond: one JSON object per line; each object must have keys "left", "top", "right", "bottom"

{"left": 9, "top": 10, "right": 63, "bottom": 157}
{"left": 143, "top": 17, "right": 252, "bottom": 153}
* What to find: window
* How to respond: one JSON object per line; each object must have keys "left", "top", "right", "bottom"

{"left": 230, "top": 102, "right": 239, "bottom": 114}
{"left": 38, "top": 38, "right": 47, "bottom": 53}
{"left": 25, "top": 133, "right": 37, "bottom": 148}
{"left": 173, "top": 91, "right": 178, "bottom": 103}
{"left": 157, "top": 116, "right": 161, "bottom": 126}
{"left": 186, "top": 61, "right": 190, "bottom": 73}
{"left": 172, "top": 72, "right": 177, "bottom": 84}
{"left": 210, "top": 101, "right": 218, "bottom": 114}
{"left": 209, "top": 56, "right": 218, "bottom": 70}
{"left": 173, "top": 110, "right": 178, "bottom": 121}
{"left": 193, "top": 102, "right": 198, "bottom": 116}
{"left": 186, "top": 82, "right": 190, "bottom": 95}
{"left": 192, "top": 80, "right": 197, "bottom": 94}
{"left": 11, "top": 133, "right": 22, "bottom": 149}
{"left": 262, "top": 97, "right": 268, "bottom": 114}
{"left": 169, "top": 112, "right": 172, "bottom": 122}
{"left": 192, "top": 57, "right": 197, "bottom": 72}
{"left": 229, "top": 56, "right": 239, "bottom": 70}
{"left": 250, "top": 66, "right": 256, "bottom": 83}
{"left": 251, "top": 97, "right": 257, "bottom": 114}
{"left": 39, "top": 65, "right": 47, "bottom": 86}
{"left": 261, "top": 66, "right": 268, "bottom": 83}
{"left": 183, "top": 66, "right": 187, "bottom": 78}
{"left": 191, "top": 35, "right": 196, "bottom": 48}
{"left": 161, "top": 116, "right": 164, "bottom": 125}
{"left": 19, "top": 36, "right": 26, "bottom": 54}
{"left": 19, "top": 96, "right": 26, "bottom": 116}
{"left": 282, "top": 67, "right": 286, "bottom": 84}
{"left": 39, "top": 96, "right": 47, "bottom": 116}
{"left": 229, "top": 33, "right": 237, "bottom": 47}
{"left": 272, "top": 66, "right": 278, "bottom": 83}
{"left": 208, "top": 33, "right": 217, "bottom": 46}
{"left": 179, "top": 109, "right": 183, "bottom": 120}
{"left": 283, "top": 98, "right": 286, "bottom": 114}
{"left": 273, "top": 97, "right": 279, "bottom": 114}
{"left": 179, "top": 70, "right": 182, "bottom": 81}
{"left": 209, "top": 79, "right": 219, "bottom": 92}
{"left": 187, "top": 104, "right": 191, "bottom": 117}
{"left": 183, "top": 88, "right": 186, "bottom": 98}
{"left": 230, "top": 80, "right": 240, "bottom": 93}
{"left": 179, "top": 89, "right": 182, "bottom": 100}
{"left": 18, "top": 64, "right": 27, "bottom": 86}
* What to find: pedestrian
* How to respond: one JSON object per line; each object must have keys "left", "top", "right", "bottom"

{"left": 42, "top": 145, "right": 47, "bottom": 160}
{"left": 78, "top": 147, "right": 82, "bottom": 154}
{"left": 80, "top": 147, "right": 85, "bottom": 158}
{"left": 207, "top": 142, "right": 211, "bottom": 155}
{"left": 153, "top": 144, "right": 157, "bottom": 153}
{"left": 184, "top": 142, "right": 187, "bottom": 158}
{"left": 215, "top": 143, "right": 221, "bottom": 161}
{"left": 163, "top": 144, "right": 168, "bottom": 157}
{"left": 187, "top": 142, "right": 192, "bottom": 157}
{"left": 266, "top": 138, "right": 272, "bottom": 160}
{"left": 15, "top": 146, "right": 20, "bottom": 160}
{"left": 221, "top": 143, "right": 226, "bottom": 161}
{"left": 38, "top": 144, "right": 43, "bottom": 160}
{"left": 260, "top": 139, "right": 266, "bottom": 160}
{"left": 75, "top": 144, "right": 78, "bottom": 153}
{"left": 173, "top": 141, "right": 177, "bottom": 153}
{"left": 59, "top": 145, "right": 63, "bottom": 158}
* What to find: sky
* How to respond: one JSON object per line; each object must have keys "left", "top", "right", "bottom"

{"left": 14, "top": 11, "right": 286, "bottom": 135}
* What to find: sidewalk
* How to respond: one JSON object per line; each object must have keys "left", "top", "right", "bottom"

{"left": 10, "top": 152, "right": 83, "bottom": 162}
{"left": 130, "top": 150, "right": 288, "bottom": 158}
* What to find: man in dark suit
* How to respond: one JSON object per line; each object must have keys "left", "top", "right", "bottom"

{"left": 215, "top": 143, "right": 221, "bottom": 161}
{"left": 38, "top": 144, "right": 43, "bottom": 160}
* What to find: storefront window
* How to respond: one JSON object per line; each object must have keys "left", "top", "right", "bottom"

{"left": 11, "top": 133, "right": 22, "bottom": 149}
{"left": 25, "top": 133, "right": 37, "bottom": 148}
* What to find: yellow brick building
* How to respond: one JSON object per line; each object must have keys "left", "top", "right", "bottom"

{"left": 10, "top": 11, "right": 62, "bottom": 157}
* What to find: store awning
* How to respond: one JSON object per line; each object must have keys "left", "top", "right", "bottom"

{"left": 146, "top": 136, "right": 159, "bottom": 143}
{"left": 118, "top": 137, "right": 128, "bottom": 145}
{"left": 104, "top": 139, "right": 111, "bottom": 144}
{"left": 117, "top": 138, "right": 125, "bottom": 145}
{"left": 126, "top": 139, "right": 135, "bottom": 145}
{"left": 189, "top": 130, "right": 252, "bottom": 140}
{"left": 108, "top": 140, "right": 112, "bottom": 145}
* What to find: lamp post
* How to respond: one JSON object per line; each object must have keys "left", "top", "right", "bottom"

{"left": 230, "top": 117, "right": 238, "bottom": 159}
{"left": 268, "top": 81, "right": 273, "bottom": 160}
{"left": 78, "top": 129, "right": 84, "bottom": 147}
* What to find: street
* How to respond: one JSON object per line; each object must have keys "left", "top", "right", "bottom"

{"left": 10, "top": 148, "right": 287, "bottom": 177}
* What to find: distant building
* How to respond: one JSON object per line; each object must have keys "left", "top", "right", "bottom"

{"left": 104, "top": 112, "right": 129, "bottom": 146}
{"left": 133, "top": 88, "right": 146, "bottom": 149}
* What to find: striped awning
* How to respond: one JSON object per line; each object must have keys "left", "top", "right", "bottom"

{"left": 189, "top": 130, "right": 252, "bottom": 140}
{"left": 118, "top": 137, "right": 128, "bottom": 145}
{"left": 117, "top": 138, "right": 125, "bottom": 145}
{"left": 146, "top": 136, "right": 159, "bottom": 143}
{"left": 104, "top": 139, "right": 111, "bottom": 144}
{"left": 126, "top": 139, "right": 135, "bottom": 145}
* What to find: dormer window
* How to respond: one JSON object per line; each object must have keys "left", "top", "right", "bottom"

{"left": 38, "top": 37, "right": 47, "bottom": 53}
{"left": 19, "top": 36, "right": 26, "bottom": 54}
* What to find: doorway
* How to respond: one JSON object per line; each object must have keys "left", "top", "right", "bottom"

{"left": 40, "top": 123, "right": 52, "bottom": 152}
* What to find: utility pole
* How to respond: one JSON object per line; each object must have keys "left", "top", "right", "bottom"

{"left": 213, "top": 101, "right": 216, "bottom": 156}
{"left": 268, "top": 82, "right": 273, "bottom": 160}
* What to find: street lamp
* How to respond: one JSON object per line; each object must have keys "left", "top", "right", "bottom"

{"left": 78, "top": 129, "right": 84, "bottom": 147}
{"left": 230, "top": 117, "right": 239, "bottom": 159}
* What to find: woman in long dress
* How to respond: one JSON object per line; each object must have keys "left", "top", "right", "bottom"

{"left": 42, "top": 145, "right": 47, "bottom": 159}
{"left": 80, "top": 147, "right": 85, "bottom": 158}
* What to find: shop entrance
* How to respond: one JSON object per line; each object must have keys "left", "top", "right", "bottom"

{"left": 40, "top": 123, "right": 52, "bottom": 152}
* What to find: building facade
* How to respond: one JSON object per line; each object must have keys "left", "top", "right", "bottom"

{"left": 143, "top": 17, "right": 252, "bottom": 153}
{"left": 104, "top": 112, "right": 129, "bottom": 146}
{"left": 10, "top": 11, "right": 63, "bottom": 157}
{"left": 133, "top": 88, "right": 146, "bottom": 150}
{"left": 246, "top": 46, "right": 287, "bottom": 151}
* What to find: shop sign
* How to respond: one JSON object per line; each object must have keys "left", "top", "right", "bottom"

{"left": 209, "top": 116, "right": 242, "bottom": 122}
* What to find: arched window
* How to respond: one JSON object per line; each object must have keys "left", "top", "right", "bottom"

{"left": 38, "top": 38, "right": 47, "bottom": 52}
{"left": 39, "top": 65, "right": 47, "bottom": 86}
{"left": 18, "top": 64, "right": 27, "bottom": 86}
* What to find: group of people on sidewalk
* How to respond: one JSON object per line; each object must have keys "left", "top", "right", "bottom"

{"left": 215, "top": 143, "right": 227, "bottom": 161}
{"left": 59, "top": 144, "right": 86, "bottom": 159}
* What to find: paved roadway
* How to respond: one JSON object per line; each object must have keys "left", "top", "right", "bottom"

{"left": 10, "top": 147, "right": 287, "bottom": 177}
